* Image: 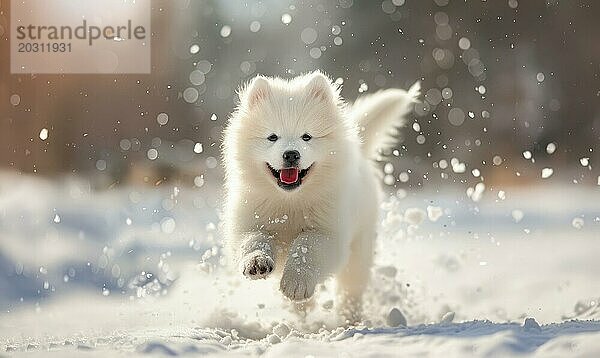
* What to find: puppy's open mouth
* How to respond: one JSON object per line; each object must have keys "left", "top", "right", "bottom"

{"left": 266, "top": 163, "right": 312, "bottom": 190}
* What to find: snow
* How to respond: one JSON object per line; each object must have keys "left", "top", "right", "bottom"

{"left": 541, "top": 168, "right": 554, "bottom": 179}
{"left": 39, "top": 128, "right": 49, "bottom": 141}
{"left": 1, "top": 173, "right": 600, "bottom": 357}
{"left": 403, "top": 207, "right": 426, "bottom": 225}
{"left": 426, "top": 205, "right": 443, "bottom": 222}
{"left": 571, "top": 217, "right": 584, "bottom": 230}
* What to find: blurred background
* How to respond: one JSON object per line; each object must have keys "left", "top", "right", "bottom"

{"left": 1, "top": 0, "right": 599, "bottom": 333}
{"left": 2, "top": 0, "right": 599, "bottom": 188}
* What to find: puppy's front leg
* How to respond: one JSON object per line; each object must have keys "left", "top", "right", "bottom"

{"left": 280, "top": 230, "right": 338, "bottom": 301}
{"left": 239, "top": 231, "right": 275, "bottom": 280}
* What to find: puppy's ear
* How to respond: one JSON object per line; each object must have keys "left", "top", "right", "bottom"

{"left": 306, "top": 72, "right": 336, "bottom": 103}
{"left": 240, "top": 75, "right": 270, "bottom": 108}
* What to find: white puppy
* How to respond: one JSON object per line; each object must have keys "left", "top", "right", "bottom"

{"left": 222, "top": 71, "right": 419, "bottom": 321}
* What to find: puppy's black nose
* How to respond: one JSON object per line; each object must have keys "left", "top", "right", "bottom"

{"left": 283, "top": 150, "right": 300, "bottom": 165}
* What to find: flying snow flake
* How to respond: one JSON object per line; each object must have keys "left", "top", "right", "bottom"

{"left": 240, "top": 61, "right": 255, "bottom": 75}
{"left": 189, "top": 44, "right": 200, "bottom": 54}
{"left": 523, "top": 150, "right": 532, "bottom": 160}
{"left": 427, "top": 206, "right": 443, "bottom": 222}
{"left": 436, "top": 23, "right": 453, "bottom": 41}
{"left": 498, "top": 190, "right": 506, "bottom": 200}
{"left": 398, "top": 171, "right": 409, "bottom": 182}
{"left": 10, "top": 94, "right": 21, "bottom": 106}
{"left": 546, "top": 142, "right": 557, "bottom": 154}
{"left": 39, "top": 128, "right": 49, "bottom": 141}
{"left": 383, "top": 174, "right": 395, "bottom": 185}
{"left": 249, "top": 21, "right": 261, "bottom": 33}
{"left": 469, "top": 59, "right": 486, "bottom": 78}
{"left": 396, "top": 188, "right": 407, "bottom": 199}
{"left": 381, "top": 0, "right": 396, "bottom": 14}
{"left": 156, "top": 112, "right": 169, "bottom": 126}
{"left": 580, "top": 157, "right": 590, "bottom": 167}
{"left": 120, "top": 139, "right": 132, "bottom": 151}
{"left": 189, "top": 70, "right": 205, "bottom": 86}
{"left": 220, "top": 25, "right": 232, "bottom": 38}
{"left": 309, "top": 47, "right": 322, "bottom": 59}
{"left": 193, "top": 143, "right": 203, "bottom": 154}
{"left": 571, "top": 217, "right": 584, "bottom": 230}
{"left": 53, "top": 214, "right": 61, "bottom": 223}
{"left": 467, "top": 182, "right": 485, "bottom": 202}
{"left": 404, "top": 208, "right": 426, "bottom": 226}
{"left": 383, "top": 162, "right": 394, "bottom": 174}
{"left": 161, "top": 217, "right": 176, "bottom": 234}
{"left": 441, "top": 87, "right": 453, "bottom": 99}
{"left": 549, "top": 99, "right": 561, "bottom": 111}
{"left": 541, "top": 167, "right": 554, "bottom": 179}
{"left": 448, "top": 108, "right": 465, "bottom": 126}
{"left": 536, "top": 72, "right": 545, "bottom": 82}
{"left": 425, "top": 88, "right": 442, "bottom": 105}
{"left": 194, "top": 175, "right": 205, "bottom": 188}
{"left": 472, "top": 168, "right": 481, "bottom": 177}
{"left": 197, "top": 60, "right": 212, "bottom": 74}
{"left": 210, "top": 113, "right": 218, "bottom": 121}
{"left": 412, "top": 122, "right": 421, "bottom": 132}
{"left": 147, "top": 149, "right": 158, "bottom": 160}
{"left": 450, "top": 158, "right": 466, "bottom": 173}
{"left": 206, "top": 156, "right": 218, "bottom": 169}
{"left": 183, "top": 87, "right": 199, "bottom": 103}
{"left": 281, "top": 13, "right": 292, "bottom": 25}
{"left": 126, "top": 218, "right": 132, "bottom": 226}
{"left": 512, "top": 209, "right": 524, "bottom": 223}
{"left": 458, "top": 37, "right": 471, "bottom": 50}
{"left": 300, "top": 27, "right": 318, "bottom": 44}
{"left": 95, "top": 160, "right": 107, "bottom": 171}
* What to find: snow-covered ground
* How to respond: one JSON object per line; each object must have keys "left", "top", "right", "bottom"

{"left": 1, "top": 172, "right": 599, "bottom": 357}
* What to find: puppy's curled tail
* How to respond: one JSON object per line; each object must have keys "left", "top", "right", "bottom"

{"left": 349, "top": 81, "right": 421, "bottom": 159}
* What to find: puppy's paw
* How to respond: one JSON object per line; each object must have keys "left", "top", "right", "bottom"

{"left": 280, "top": 266, "right": 317, "bottom": 302}
{"left": 241, "top": 251, "right": 274, "bottom": 280}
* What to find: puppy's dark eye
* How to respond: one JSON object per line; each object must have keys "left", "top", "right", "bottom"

{"left": 267, "top": 134, "right": 278, "bottom": 142}
{"left": 301, "top": 133, "right": 312, "bottom": 141}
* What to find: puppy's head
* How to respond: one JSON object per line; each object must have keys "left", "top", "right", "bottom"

{"left": 224, "top": 71, "right": 347, "bottom": 193}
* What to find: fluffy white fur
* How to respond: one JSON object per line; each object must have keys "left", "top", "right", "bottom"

{"left": 222, "top": 71, "right": 419, "bottom": 322}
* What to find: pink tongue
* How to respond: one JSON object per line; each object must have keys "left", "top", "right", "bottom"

{"left": 280, "top": 168, "right": 299, "bottom": 184}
